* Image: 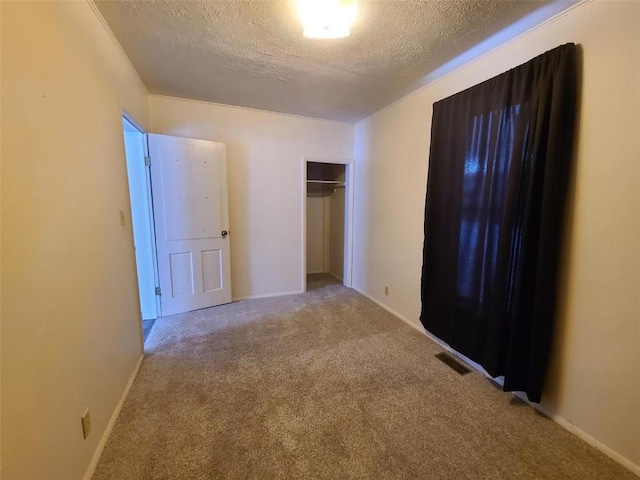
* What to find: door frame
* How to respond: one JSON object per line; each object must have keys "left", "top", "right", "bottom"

{"left": 122, "top": 111, "right": 162, "bottom": 318}
{"left": 301, "top": 157, "right": 355, "bottom": 292}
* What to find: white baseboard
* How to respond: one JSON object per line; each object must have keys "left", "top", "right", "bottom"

{"left": 328, "top": 271, "right": 343, "bottom": 282}
{"left": 352, "top": 286, "right": 415, "bottom": 327}
{"left": 83, "top": 354, "right": 144, "bottom": 480}
{"left": 354, "top": 286, "right": 491, "bottom": 376}
{"left": 512, "top": 392, "right": 640, "bottom": 477}
{"left": 232, "top": 290, "right": 304, "bottom": 302}
{"left": 351, "top": 285, "right": 640, "bottom": 477}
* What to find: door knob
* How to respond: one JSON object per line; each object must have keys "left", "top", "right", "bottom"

{"left": 221, "top": 230, "right": 228, "bottom": 238}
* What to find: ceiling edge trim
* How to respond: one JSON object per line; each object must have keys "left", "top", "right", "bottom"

{"left": 86, "top": 0, "right": 150, "bottom": 96}
{"left": 357, "top": 0, "right": 592, "bottom": 125}
{"left": 148, "top": 94, "right": 356, "bottom": 126}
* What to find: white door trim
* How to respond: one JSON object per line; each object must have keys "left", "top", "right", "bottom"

{"left": 122, "top": 110, "right": 145, "bottom": 133}
{"left": 122, "top": 112, "right": 161, "bottom": 321}
{"left": 301, "top": 157, "right": 355, "bottom": 292}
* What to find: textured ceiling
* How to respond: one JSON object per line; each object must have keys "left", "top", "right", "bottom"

{"left": 96, "top": 0, "right": 558, "bottom": 122}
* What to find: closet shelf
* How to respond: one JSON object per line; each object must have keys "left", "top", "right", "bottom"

{"left": 306, "top": 162, "right": 346, "bottom": 197}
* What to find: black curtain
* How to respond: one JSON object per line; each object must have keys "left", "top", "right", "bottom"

{"left": 420, "top": 44, "right": 578, "bottom": 402}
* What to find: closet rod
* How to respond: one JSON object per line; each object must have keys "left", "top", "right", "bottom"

{"left": 306, "top": 180, "right": 344, "bottom": 185}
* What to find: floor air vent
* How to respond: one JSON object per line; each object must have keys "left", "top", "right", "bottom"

{"left": 435, "top": 352, "right": 472, "bottom": 375}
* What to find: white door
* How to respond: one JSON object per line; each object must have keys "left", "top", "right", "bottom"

{"left": 148, "top": 134, "right": 232, "bottom": 316}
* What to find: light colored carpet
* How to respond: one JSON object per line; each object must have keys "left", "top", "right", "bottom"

{"left": 93, "top": 274, "right": 635, "bottom": 479}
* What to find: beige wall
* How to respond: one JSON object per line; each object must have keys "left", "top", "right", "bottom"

{"left": 3, "top": 0, "right": 638, "bottom": 477}
{"left": 1, "top": 2, "right": 148, "bottom": 479}
{"left": 306, "top": 196, "right": 325, "bottom": 274}
{"left": 0, "top": 2, "right": 3, "bottom": 471}
{"left": 149, "top": 95, "right": 354, "bottom": 300}
{"left": 353, "top": 0, "right": 640, "bottom": 471}
{"left": 329, "top": 189, "right": 345, "bottom": 280}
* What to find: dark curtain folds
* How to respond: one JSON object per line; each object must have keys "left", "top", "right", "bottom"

{"left": 420, "top": 43, "right": 578, "bottom": 402}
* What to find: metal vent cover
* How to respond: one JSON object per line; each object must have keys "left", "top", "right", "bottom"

{"left": 435, "top": 352, "right": 472, "bottom": 375}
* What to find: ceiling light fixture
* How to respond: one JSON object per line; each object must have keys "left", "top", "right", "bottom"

{"left": 296, "top": 0, "right": 357, "bottom": 39}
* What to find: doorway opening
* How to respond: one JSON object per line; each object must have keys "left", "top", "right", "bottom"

{"left": 122, "top": 114, "right": 160, "bottom": 344}
{"left": 303, "top": 159, "right": 354, "bottom": 292}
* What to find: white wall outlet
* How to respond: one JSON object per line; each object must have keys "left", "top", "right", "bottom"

{"left": 119, "top": 210, "right": 126, "bottom": 226}
{"left": 384, "top": 285, "right": 389, "bottom": 296}
{"left": 81, "top": 408, "right": 91, "bottom": 439}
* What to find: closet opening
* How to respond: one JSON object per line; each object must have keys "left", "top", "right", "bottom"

{"left": 303, "top": 159, "right": 354, "bottom": 292}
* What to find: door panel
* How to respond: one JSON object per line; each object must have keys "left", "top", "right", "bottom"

{"left": 202, "top": 249, "right": 223, "bottom": 291}
{"left": 148, "top": 134, "right": 232, "bottom": 316}
{"left": 169, "top": 252, "right": 194, "bottom": 297}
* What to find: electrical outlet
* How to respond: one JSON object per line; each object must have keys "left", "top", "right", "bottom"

{"left": 81, "top": 408, "right": 91, "bottom": 439}
{"left": 384, "top": 286, "right": 389, "bottom": 296}
{"left": 119, "top": 210, "right": 126, "bottom": 226}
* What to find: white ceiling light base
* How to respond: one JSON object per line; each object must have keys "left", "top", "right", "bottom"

{"left": 297, "top": 0, "right": 357, "bottom": 39}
